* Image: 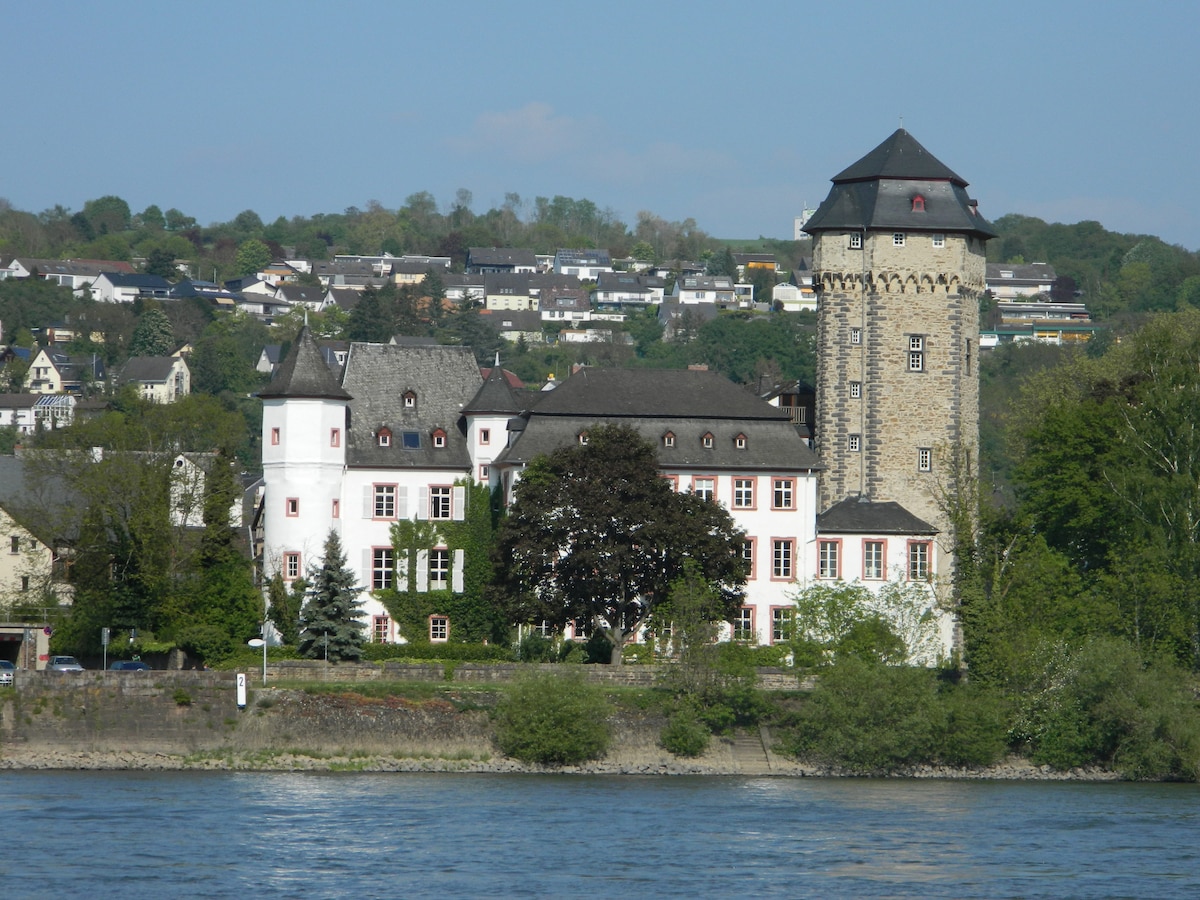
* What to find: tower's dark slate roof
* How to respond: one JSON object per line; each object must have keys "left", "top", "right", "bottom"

{"left": 804, "top": 129, "right": 997, "bottom": 239}
{"left": 258, "top": 328, "right": 352, "bottom": 401}
{"left": 340, "top": 343, "right": 482, "bottom": 470}
{"left": 463, "top": 363, "right": 522, "bottom": 415}
{"left": 817, "top": 497, "right": 937, "bottom": 535}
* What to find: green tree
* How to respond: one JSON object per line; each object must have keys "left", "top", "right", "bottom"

{"left": 128, "top": 307, "right": 175, "bottom": 357}
{"left": 789, "top": 581, "right": 942, "bottom": 666}
{"left": 142, "top": 246, "right": 180, "bottom": 279}
{"left": 139, "top": 204, "right": 166, "bottom": 231}
{"left": 266, "top": 573, "right": 306, "bottom": 646}
{"left": 491, "top": 424, "right": 746, "bottom": 663}
{"left": 82, "top": 195, "right": 131, "bottom": 236}
{"left": 234, "top": 239, "right": 272, "bottom": 277}
{"left": 298, "top": 530, "right": 365, "bottom": 661}
{"left": 492, "top": 671, "right": 612, "bottom": 765}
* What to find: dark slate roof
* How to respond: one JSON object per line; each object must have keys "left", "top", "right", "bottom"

{"left": 985, "top": 262, "right": 1058, "bottom": 282}
{"left": 482, "top": 309, "right": 543, "bottom": 331}
{"left": 276, "top": 285, "right": 326, "bottom": 305}
{"left": 340, "top": 343, "right": 482, "bottom": 471}
{"left": 258, "top": 328, "right": 352, "bottom": 400}
{"left": 100, "top": 272, "right": 172, "bottom": 290}
{"left": 326, "top": 288, "right": 361, "bottom": 311}
{"left": 468, "top": 248, "right": 538, "bottom": 268}
{"left": 121, "top": 356, "right": 178, "bottom": 383}
{"left": 804, "top": 129, "right": 996, "bottom": 239}
{"left": 463, "top": 364, "right": 522, "bottom": 415}
{"left": 556, "top": 248, "right": 612, "bottom": 266}
{"left": 817, "top": 497, "right": 937, "bottom": 535}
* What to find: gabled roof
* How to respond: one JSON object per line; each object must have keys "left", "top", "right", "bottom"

{"left": 276, "top": 285, "right": 325, "bottom": 304}
{"left": 817, "top": 496, "right": 937, "bottom": 535}
{"left": 555, "top": 248, "right": 612, "bottom": 266}
{"left": 97, "top": 272, "right": 172, "bottom": 290}
{"left": 121, "top": 356, "right": 180, "bottom": 383}
{"left": 258, "top": 328, "right": 352, "bottom": 401}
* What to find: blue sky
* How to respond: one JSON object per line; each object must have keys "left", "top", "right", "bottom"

{"left": 5, "top": 1, "right": 1198, "bottom": 250}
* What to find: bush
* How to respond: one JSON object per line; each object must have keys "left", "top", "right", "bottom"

{"left": 622, "top": 644, "right": 654, "bottom": 665}
{"left": 937, "top": 683, "right": 1010, "bottom": 767}
{"left": 661, "top": 705, "right": 710, "bottom": 757}
{"left": 360, "top": 642, "right": 511, "bottom": 663}
{"left": 515, "top": 632, "right": 555, "bottom": 662}
{"left": 493, "top": 671, "right": 611, "bottom": 765}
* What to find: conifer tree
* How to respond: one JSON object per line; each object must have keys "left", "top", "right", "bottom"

{"left": 299, "top": 530, "right": 365, "bottom": 661}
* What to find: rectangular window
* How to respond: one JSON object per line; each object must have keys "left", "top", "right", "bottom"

{"left": 372, "top": 548, "right": 394, "bottom": 591}
{"left": 818, "top": 540, "right": 840, "bottom": 579}
{"left": 429, "top": 548, "right": 450, "bottom": 587}
{"left": 283, "top": 552, "right": 300, "bottom": 581}
{"left": 864, "top": 540, "right": 884, "bottom": 580}
{"left": 772, "top": 539, "right": 794, "bottom": 579}
{"left": 271, "top": 427, "right": 280, "bottom": 445}
{"left": 849, "top": 381, "right": 861, "bottom": 399}
{"left": 331, "top": 499, "right": 340, "bottom": 518}
{"left": 286, "top": 497, "right": 299, "bottom": 517}
{"left": 402, "top": 432, "right": 420, "bottom": 449}
{"left": 918, "top": 448, "right": 933, "bottom": 472}
{"left": 849, "top": 434, "right": 861, "bottom": 452}
{"left": 330, "top": 428, "right": 340, "bottom": 447}
{"left": 908, "top": 335, "right": 924, "bottom": 372}
{"left": 373, "top": 484, "right": 396, "bottom": 518}
{"left": 479, "top": 464, "right": 490, "bottom": 481}
{"left": 909, "top": 542, "right": 931, "bottom": 581}
{"left": 10, "top": 535, "right": 18, "bottom": 554}
{"left": 693, "top": 477, "right": 715, "bottom": 502}
{"left": 21, "top": 575, "right": 29, "bottom": 592}
{"left": 733, "top": 478, "right": 755, "bottom": 508}
{"left": 849, "top": 233, "right": 862, "bottom": 249}
{"left": 893, "top": 233, "right": 905, "bottom": 247}
{"left": 772, "top": 478, "right": 794, "bottom": 510}
{"left": 373, "top": 615, "right": 390, "bottom": 643}
{"left": 429, "top": 486, "right": 452, "bottom": 520}
{"left": 429, "top": 615, "right": 449, "bottom": 643}
{"left": 771, "top": 607, "right": 794, "bottom": 644}
{"left": 850, "top": 327, "right": 862, "bottom": 345}
{"left": 932, "top": 233, "right": 945, "bottom": 248}
{"left": 742, "top": 539, "right": 755, "bottom": 579}
{"left": 732, "top": 607, "right": 754, "bottom": 641}
{"left": 479, "top": 428, "right": 490, "bottom": 445}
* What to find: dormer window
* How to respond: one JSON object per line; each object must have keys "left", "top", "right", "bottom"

{"left": 734, "top": 433, "right": 747, "bottom": 450}
{"left": 402, "top": 391, "right": 417, "bottom": 410}
{"left": 702, "top": 432, "right": 714, "bottom": 449}
{"left": 911, "top": 195, "right": 926, "bottom": 212}
{"left": 663, "top": 431, "right": 676, "bottom": 448}
{"left": 432, "top": 428, "right": 447, "bottom": 449}
{"left": 578, "top": 431, "right": 588, "bottom": 445}
{"left": 377, "top": 427, "right": 392, "bottom": 447}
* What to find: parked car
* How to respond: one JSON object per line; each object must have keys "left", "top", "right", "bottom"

{"left": 46, "top": 655, "right": 84, "bottom": 672}
{"left": 0, "top": 660, "right": 15, "bottom": 685}
{"left": 109, "top": 661, "right": 151, "bottom": 671}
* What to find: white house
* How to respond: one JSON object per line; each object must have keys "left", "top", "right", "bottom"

{"left": 553, "top": 249, "right": 613, "bottom": 280}
{"left": 119, "top": 356, "right": 191, "bottom": 403}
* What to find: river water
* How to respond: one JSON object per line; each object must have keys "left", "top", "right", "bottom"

{"left": 3, "top": 771, "right": 1197, "bottom": 898}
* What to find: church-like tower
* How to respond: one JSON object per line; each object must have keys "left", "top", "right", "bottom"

{"left": 804, "top": 129, "right": 995, "bottom": 536}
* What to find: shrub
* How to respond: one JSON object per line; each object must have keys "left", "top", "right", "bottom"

{"left": 360, "top": 642, "right": 511, "bottom": 663}
{"left": 622, "top": 643, "right": 654, "bottom": 665}
{"left": 515, "top": 632, "right": 555, "bottom": 662}
{"left": 493, "top": 671, "right": 611, "bottom": 765}
{"left": 661, "top": 705, "right": 710, "bottom": 757}
{"left": 172, "top": 689, "right": 192, "bottom": 707}
{"left": 937, "top": 683, "right": 1010, "bottom": 767}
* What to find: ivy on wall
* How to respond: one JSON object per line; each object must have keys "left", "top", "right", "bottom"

{"left": 376, "top": 479, "right": 506, "bottom": 643}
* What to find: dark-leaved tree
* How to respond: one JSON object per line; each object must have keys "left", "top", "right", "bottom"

{"left": 490, "top": 424, "right": 746, "bottom": 663}
{"left": 299, "top": 530, "right": 365, "bottom": 662}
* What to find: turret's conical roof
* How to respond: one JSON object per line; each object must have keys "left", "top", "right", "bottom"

{"left": 258, "top": 327, "right": 352, "bottom": 400}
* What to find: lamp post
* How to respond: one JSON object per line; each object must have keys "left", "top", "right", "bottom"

{"left": 247, "top": 637, "right": 266, "bottom": 686}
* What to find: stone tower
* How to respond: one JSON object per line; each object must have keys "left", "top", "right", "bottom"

{"left": 804, "top": 129, "right": 995, "bottom": 537}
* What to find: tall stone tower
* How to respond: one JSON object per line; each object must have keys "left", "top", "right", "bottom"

{"left": 804, "top": 129, "right": 995, "bottom": 537}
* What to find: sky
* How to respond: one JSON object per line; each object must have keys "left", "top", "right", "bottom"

{"left": 4, "top": 1, "right": 1199, "bottom": 250}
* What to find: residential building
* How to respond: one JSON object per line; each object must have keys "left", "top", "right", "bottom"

{"left": 119, "top": 356, "right": 191, "bottom": 403}
{"left": 592, "top": 272, "right": 666, "bottom": 309}
{"left": 539, "top": 287, "right": 592, "bottom": 324}
{"left": 89, "top": 272, "right": 171, "bottom": 303}
{"left": 671, "top": 275, "right": 736, "bottom": 306}
{"left": 0, "top": 394, "right": 76, "bottom": 433}
{"left": 985, "top": 262, "right": 1057, "bottom": 301}
{"left": 467, "top": 248, "right": 538, "bottom": 274}
{"left": 24, "top": 350, "right": 105, "bottom": 395}
{"left": 553, "top": 249, "right": 613, "bottom": 280}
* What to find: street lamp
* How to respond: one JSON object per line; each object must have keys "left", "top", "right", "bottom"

{"left": 247, "top": 637, "right": 266, "bottom": 686}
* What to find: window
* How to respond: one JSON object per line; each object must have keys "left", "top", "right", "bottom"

{"left": 403, "top": 391, "right": 417, "bottom": 409}
{"left": 283, "top": 552, "right": 301, "bottom": 581}
{"left": 330, "top": 428, "right": 340, "bottom": 448}
{"left": 429, "top": 548, "right": 450, "bottom": 587}
{"left": 433, "top": 430, "right": 446, "bottom": 449}
{"left": 732, "top": 607, "right": 754, "bottom": 641}
{"left": 286, "top": 497, "right": 299, "bottom": 517}
{"left": 771, "top": 607, "right": 794, "bottom": 644}
{"left": 818, "top": 540, "right": 840, "bottom": 579}
{"left": 693, "top": 477, "right": 715, "bottom": 502}
{"left": 372, "top": 548, "right": 394, "bottom": 590}
{"left": 742, "top": 539, "right": 755, "bottom": 578}
{"left": 893, "top": 233, "right": 906, "bottom": 247}
{"left": 966, "top": 338, "right": 972, "bottom": 375}
{"left": 578, "top": 431, "right": 588, "bottom": 445}
{"left": 918, "top": 448, "right": 933, "bottom": 472}
{"left": 932, "top": 233, "right": 945, "bottom": 248}
{"left": 479, "top": 464, "right": 490, "bottom": 481}
{"left": 849, "top": 233, "right": 862, "bottom": 249}
{"left": 849, "top": 381, "right": 861, "bottom": 399}
{"left": 21, "top": 575, "right": 28, "bottom": 592}
{"left": 663, "top": 431, "right": 675, "bottom": 448}
{"left": 848, "top": 434, "right": 861, "bottom": 452}
{"left": 772, "top": 539, "right": 794, "bottom": 579}
{"left": 429, "top": 615, "right": 449, "bottom": 643}
{"left": 10, "top": 535, "right": 18, "bottom": 554}
{"left": 908, "top": 335, "right": 924, "bottom": 372}
{"left": 909, "top": 541, "right": 931, "bottom": 581}
{"left": 532, "top": 620, "right": 554, "bottom": 638}
{"left": 573, "top": 618, "right": 593, "bottom": 640}
{"left": 402, "top": 431, "right": 421, "bottom": 449}
{"left": 429, "top": 486, "right": 452, "bottom": 520}
{"left": 373, "top": 615, "right": 390, "bottom": 644}
{"left": 734, "top": 434, "right": 747, "bottom": 450}
{"left": 850, "top": 327, "right": 862, "bottom": 345}
{"left": 733, "top": 478, "right": 755, "bottom": 508}
{"left": 864, "top": 541, "right": 884, "bottom": 580}
{"left": 479, "top": 428, "right": 490, "bottom": 445}
{"left": 331, "top": 499, "right": 340, "bottom": 518}
{"left": 373, "top": 484, "right": 396, "bottom": 519}
{"left": 377, "top": 428, "right": 391, "bottom": 447}
{"left": 912, "top": 195, "right": 925, "bottom": 212}
{"left": 702, "top": 432, "right": 714, "bottom": 449}
{"left": 271, "top": 427, "right": 280, "bottom": 445}
{"left": 772, "top": 478, "right": 794, "bottom": 510}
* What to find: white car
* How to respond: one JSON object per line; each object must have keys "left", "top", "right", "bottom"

{"left": 0, "top": 660, "right": 14, "bottom": 685}
{"left": 46, "top": 655, "right": 84, "bottom": 672}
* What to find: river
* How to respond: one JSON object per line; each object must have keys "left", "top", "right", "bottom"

{"left": 4, "top": 772, "right": 1197, "bottom": 898}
